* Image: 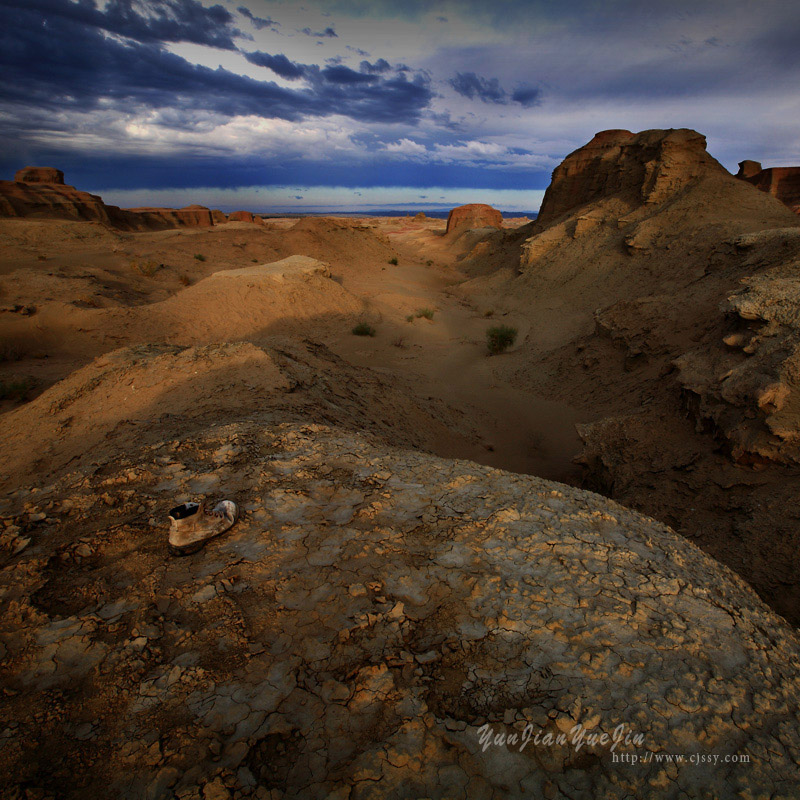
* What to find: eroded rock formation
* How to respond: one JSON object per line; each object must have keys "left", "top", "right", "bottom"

{"left": 473, "top": 127, "right": 800, "bottom": 624}
{"left": 445, "top": 203, "right": 503, "bottom": 236}
{"left": 228, "top": 210, "right": 255, "bottom": 223}
{"left": 737, "top": 160, "right": 800, "bottom": 214}
{"left": 535, "top": 129, "right": 725, "bottom": 226}
{"left": 0, "top": 168, "right": 236, "bottom": 230}
{"left": 14, "top": 166, "right": 65, "bottom": 184}
{"left": 127, "top": 205, "right": 214, "bottom": 228}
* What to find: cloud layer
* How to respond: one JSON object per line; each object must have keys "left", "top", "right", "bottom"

{"left": 1, "top": 0, "right": 799, "bottom": 211}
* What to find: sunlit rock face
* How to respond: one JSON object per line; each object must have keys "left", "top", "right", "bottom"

{"left": 446, "top": 203, "right": 503, "bottom": 236}
{"left": 536, "top": 128, "right": 724, "bottom": 226}
{"left": 14, "top": 166, "right": 65, "bottom": 184}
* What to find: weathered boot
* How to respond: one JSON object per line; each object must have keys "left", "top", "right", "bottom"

{"left": 168, "top": 500, "right": 238, "bottom": 556}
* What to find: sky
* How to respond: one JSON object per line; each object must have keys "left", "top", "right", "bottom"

{"left": 1, "top": 0, "right": 799, "bottom": 213}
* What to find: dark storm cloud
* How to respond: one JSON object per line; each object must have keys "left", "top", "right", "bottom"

{"left": 322, "top": 65, "right": 378, "bottom": 84}
{"left": 511, "top": 85, "right": 541, "bottom": 107}
{"left": 450, "top": 71, "right": 538, "bottom": 107}
{"left": 450, "top": 72, "right": 506, "bottom": 104}
{"left": 1, "top": 0, "right": 242, "bottom": 49}
{"left": 244, "top": 51, "right": 307, "bottom": 80}
{"left": 360, "top": 59, "right": 392, "bottom": 74}
{"left": 0, "top": 2, "right": 432, "bottom": 124}
{"left": 237, "top": 6, "right": 277, "bottom": 30}
{"left": 301, "top": 26, "right": 338, "bottom": 38}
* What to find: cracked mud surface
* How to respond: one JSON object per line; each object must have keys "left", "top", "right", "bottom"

{"left": 3, "top": 422, "right": 800, "bottom": 799}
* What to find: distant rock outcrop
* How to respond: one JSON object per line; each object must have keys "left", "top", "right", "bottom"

{"left": 414, "top": 211, "right": 426, "bottom": 220}
{"left": 126, "top": 204, "right": 214, "bottom": 228}
{"left": 228, "top": 210, "right": 255, "bottom": 223}
{"left": 445, "top": 203, "right": 503, "bottom": 235}
{"left": 536, "top": 128, "right": 724, "bottom": 226}
{"left": 737, "top": 160, "right": 800, "bottom": 214}
{"left": 14, "top": 166, "right": 65, "bottom": 184}
{"left": 0, "top": 174, "right": 124, "bottom": 227}
{"left": 0, "top": 168, "right": 237, "bottom": 230}
{"left": 211, "top": 209, "right": 227, "bottom": 223}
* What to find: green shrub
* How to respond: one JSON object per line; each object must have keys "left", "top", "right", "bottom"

{"left": 415, "top": 308, "right": 435, "bottom": 320}
{"left": 486, "top": 325, "right": 518, "bottom": 354}
{"left": 426, "top": 259, "right": 433, "bottom": 266}
{"left": 405, "top": 314, "right": 415, "bottom": 323}
{"left": 352, "top": 322, "right": 376, "bottom": 337}
{"left": 194, "top": 253, "right": 206, "bottom": 262}
{"left": 388, "top": 257, "right": 398, "bottom": 265}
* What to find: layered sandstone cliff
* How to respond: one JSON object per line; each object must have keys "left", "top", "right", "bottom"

{"left": 1, "top": 168, "right": 220, "bottom": 230}
{"left": 446, "top": 203, "right": 503, "bottom": 235}
{"left": 737, "top": 160, "right": 800, "bottom": 214}
{"left": 535, "top": 129, "right": 725, "bottom": 226}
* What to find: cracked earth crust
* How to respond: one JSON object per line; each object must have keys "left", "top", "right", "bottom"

{"left": 2, "top": 422, "right": 800, "bottom": 799}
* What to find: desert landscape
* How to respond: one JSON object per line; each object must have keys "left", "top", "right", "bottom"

{"left": 3, "top": 1, "right": 800, "bottom": 799}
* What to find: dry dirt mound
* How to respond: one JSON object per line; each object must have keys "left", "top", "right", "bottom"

{"left": 0, "top": 336, "right": 478, "bottom": 490}
{"left": 115, "top": 255, "right": 363, "bottom": 346}
{"left": 2, "top": 422, "right": 800, "bottom": 798}
{"left": 278, "top": 218, "right": 397, "bottom": 267}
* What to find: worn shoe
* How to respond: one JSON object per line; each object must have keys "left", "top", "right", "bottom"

{"left": 168, "top": 500, "right": 238, "bottom": 556}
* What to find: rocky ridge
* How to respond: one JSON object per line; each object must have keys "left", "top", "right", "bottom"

{"left": 0, "top": 169, "right": 262, "bottom": 231}
{"left": 468, "top": 127, "right": 800, "bottom": 623}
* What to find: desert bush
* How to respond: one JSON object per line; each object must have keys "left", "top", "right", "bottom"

{"left": 131, "top": 259, "right": 160, "bottom": 276}
{"left": 392, "top": 337, "right": 407, "bottom": 349}
{"left": 484, "top": 309, "right": 494, "bottom": 318}
{"left": 486, "top": 325, "right": 518, "bottom": 354}
{"left": 0, "top": 377, "right": 32, "bottom": 401}
{"left": 388, "top": 257, "right": 398, "bottom": 266}
{"left": 352, "top": 322, "right": 376, "bottom": 337}
{"left": 416, "top": 308, "right": 435, "bottom": 320}
{"left": 426, "top": 259, "right": 433, "bottom": 266}
{"left": 194, "top": 253, "right": 206, "bottom": 262}
{"left": 179, "top": 274, "right": 191, "bottom": 286}
{"left": 405, "top": 314, "right": 415, "bottom": 323}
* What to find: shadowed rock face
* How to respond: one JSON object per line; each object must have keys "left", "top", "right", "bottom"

{"left": 504, "top": 126, "right": 800, "bottom": 624}
{"left": 737, "top": 160, "right": 800, "bottom": 214}
{"left": 14, "top": 166, "right": 65, "bottom": 184}
{"left": 446, "top": 203, "right": 503, "bottom": 235}
{"left": 536, "top": 128, "right": 725, "bottom": 226}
